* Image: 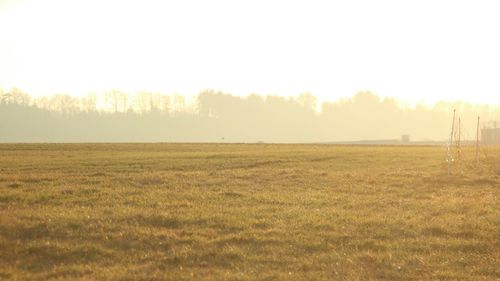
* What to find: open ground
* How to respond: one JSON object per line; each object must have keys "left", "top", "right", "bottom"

{"left": 0, "top": 144, "right": 499, "bottom": 280}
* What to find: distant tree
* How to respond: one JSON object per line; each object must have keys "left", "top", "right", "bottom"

{"left": 155, "top": 93, "right": 170, "bottom": 114}
{"left": 197, "top": 89, "right": 217, "bottom": 117}
{"left": 0, "top": 87, "right": 12, "bottom": 104}
{"left": 120, "top": 91, "right": 129, "bottom": 112}
{"left": 171, "top": 94, "right": 185, "bottom": 114}
{"left": 133, "top": 91, "right": 153, "bottom": 113}
{"left": 81, "top": 93, "right": 97, "bottom": 112}
{"left": 49, "top": 94, "right": 79, "bottom": 113}
{"left": 105, "top": 89, "right": 128, "bottom": 113}
{"left": 352, "top": 91, "right": 379, "bottom": 106}
{"left": 296, "top": 92, "right": 317, "bottom": 112}
{"left": 33, "top": 96, "right": 51, "bottom": 110}
{"left": 7, "top": 88, "right": 31, "bottom": 105}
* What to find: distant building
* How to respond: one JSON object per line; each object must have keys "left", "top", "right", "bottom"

{"left": 481, "top": 128, "right": 500, "bottom": 144}
{"left": 401, "top": 134, "right": 410, "bottom": 143}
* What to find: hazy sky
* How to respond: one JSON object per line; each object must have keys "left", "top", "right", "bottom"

{"left": 0, "top": 0, "right": 499, "bottom": 105}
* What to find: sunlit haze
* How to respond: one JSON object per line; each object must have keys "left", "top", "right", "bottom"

{"left": 0, "top": 0, "right": 499, "bottom": 105}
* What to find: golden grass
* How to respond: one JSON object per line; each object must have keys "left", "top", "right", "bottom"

{"left": 0, "top": 143, "right": 499, "bottom": 280}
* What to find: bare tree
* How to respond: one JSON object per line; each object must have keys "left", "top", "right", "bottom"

{"left": 171, "top": 94, "right": 185, "bottom": 114}
{"left": 133, "top": 91, "right": 153, "bottom": 113}
{"left": 33, "top": 96, "right": 51, "bottom": 110}
{"left": 297, "top": 92, "right": 317, "bottom": 112}
{"left": 120, "top": 92, "right": 129, "bottom": 112}
{"left": 0, "top": 88, "right": 12, "bottom": 104}
{"left": 49, "top": 94, "right": 79, "bottom": 113}
{"left": 105, "top": 89, "right": 128, "bottom": 113}
{"left": 155, "top": 93, "right": 170, "bottom": 114}
{"left": 6, "top": 88, "right": 31, "bottom": 105}
{"left": 81, "top": 93, "right": 97, "bottom": 112}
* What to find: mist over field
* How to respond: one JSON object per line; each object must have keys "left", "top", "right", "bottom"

{"left": 2, "top": 1, "right": 500, "bottom": 280}
{"left": 1, "top": 89, "right": 498, "bottom": 143}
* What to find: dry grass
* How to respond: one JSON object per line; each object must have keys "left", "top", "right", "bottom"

{"left": 0, "top": 143, "right": 499, "bottom": 280}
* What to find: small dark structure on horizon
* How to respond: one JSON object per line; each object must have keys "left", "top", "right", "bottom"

{"left": 481, "top": 128, "right": 500, "bottom": 144}
{"left": 401, "top": 134, "right": 410, "bottom": 143}
{"left": 481, "top": 122, "right": 500, "bottom": 144}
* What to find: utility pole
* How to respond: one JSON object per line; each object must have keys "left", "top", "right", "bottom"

{"left": 475, "top": 116, "right": 480, "bottom": 166}
{"left": 447, "top": 109, "right": 456, "bottom": 175}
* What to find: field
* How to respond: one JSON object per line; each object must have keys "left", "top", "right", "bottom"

{"left": 0, "top": 144, "right": 499, "bottom": 280}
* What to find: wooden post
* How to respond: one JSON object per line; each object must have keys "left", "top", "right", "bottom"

{"left": 475, "top": 116, "right": 480, "bottom": 166}
{"left": 457, "top": 117, "right": 461, "bottom": 173}
{"left": 447, "top": 109, "right": 456, "bottom": 175}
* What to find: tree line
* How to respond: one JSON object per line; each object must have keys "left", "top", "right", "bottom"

{"left": 0, "top": 88, "right": 498, "bottom": 142}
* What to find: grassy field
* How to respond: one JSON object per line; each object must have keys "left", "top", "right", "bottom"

{"left": 0, "top": 143, "right": 499, "bottom": 281}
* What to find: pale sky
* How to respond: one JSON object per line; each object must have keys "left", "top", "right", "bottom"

{"left": 0, "top": 0, "right": 499, "bottom": 105}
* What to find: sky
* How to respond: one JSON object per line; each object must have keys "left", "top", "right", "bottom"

{"left": 0, "top": 0, "right": 499, "bottom": 105}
